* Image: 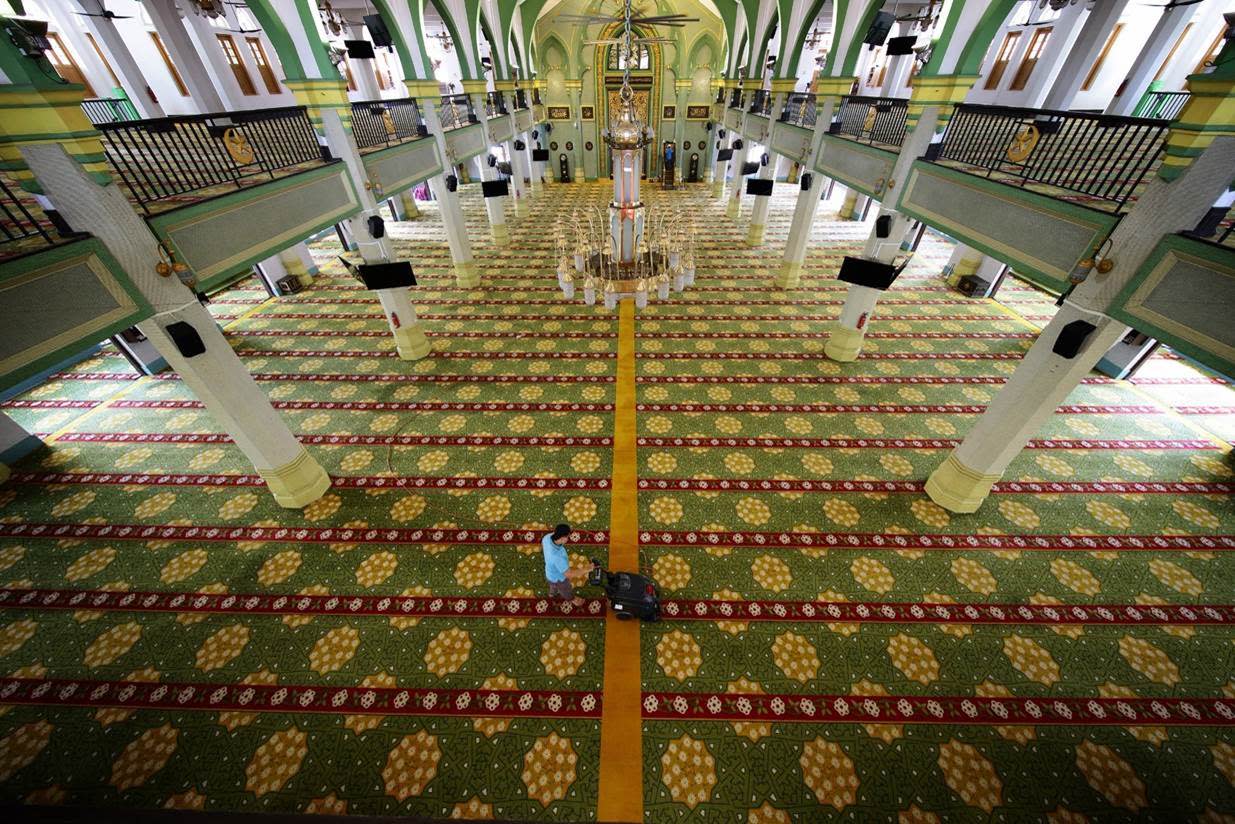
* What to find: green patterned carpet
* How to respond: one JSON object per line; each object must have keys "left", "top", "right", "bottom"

{"left": 0, "top": 180, "right": 1233, "bottom": 821}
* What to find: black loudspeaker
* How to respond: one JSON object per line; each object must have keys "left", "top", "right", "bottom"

{"left": 514, "top": 139, "right": 526, "bottom": 150}
{"left": 716, "top": 148, "right": 734, "bottom": 161}
{"left": 747, "top": 178, "right": 773, "bottom": 196}
{"left": 886, "top": 35, "right": 917, "bottom": 56}
{"left": 875, "top": 215, "right": 892, "bottom": 238}
{"left": 864, "top": 10, "right": 895, "bottom": 46}
{"left": 445, "top": 174, "right": 458, "bottom": 192}
{"left": 164, "top": 321, "right": 205, "bottom": 358}
{"left": 544, "top": 122, "right": 553, "bottom": 132}
{"left": 761, "top": 152, "right": 769, "bottom": 166}
{"left": 362, "top": 13, "right": 393, "bottom": 48}
{"left": 482, "top": 180, "right": 509, "bottom": 197}
{"left": 344, "top": 39, "right": 376, "bottom": 59}
{"left": 705, "top": 121, "right": 713, "bottom": 131}
{"left": 487, "top": 154, "right": 497, "bottom": 167}
{"left": 357, "top": 261, "right": 417, "bottom": 290}
{"left": 367, "top": 215, "right": 385, "bottom": 238}
{"left": 733, "top": 138, "right": 744, "bottom": 149}
{"left": 532, "top": 148, "right": 549, "bottom": 161}
{"left": 1052, "top": 320, "right": 1097, "bottom": 359}
{"left": 532, "top": 129, "right": 539, "bottom": 139}
{"left": 838, "top": 255, "right": 904, "bottom": 290}
{"left": 718, "top": 129, "right": 726, "bottom": 138}
{"left": 740, "top": 160, "right": 759, "bottom": 176}
{"left": 800, "top": 173, "right": 813, "bottom": 190}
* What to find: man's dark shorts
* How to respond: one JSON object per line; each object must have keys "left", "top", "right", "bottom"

{"left": 548, "top": 579, "right": 574, "bottom": 600}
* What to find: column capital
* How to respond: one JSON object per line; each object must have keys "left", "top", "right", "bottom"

{"left": 404, "top": 80, "right": 442, "bottom": 100}
{"left": 493, "top": 79, "right": 517, "bottom": 92}
{"left": 1159, "top": 73, "right": 1235, "bottom": 181}
{"left": 564, "top": 79, "right": 584, "bottom": 92}
{"left": 905, "top": 73, "right": 980, "bottom": 132}
{"left": 814, "top": 76, "right": 856, "bottom": 101}
{"left": 0, "top": 85, "right": 110, "bottom": 191}
{"left": 769, "top": 77, "right": 798, "bottom": 94}
{"left": 674, "top": 79, "right": 694, "bottom": 92}
{"left": 460, "top": 79, "right": 490, "bottom": 96}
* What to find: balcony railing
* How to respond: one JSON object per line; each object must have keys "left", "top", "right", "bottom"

{"left": 933, "top": 104, "right": 1170, "bottom": 212}
{"left": 513, "top": 89, "right": 529, "bottom": 110}
{"left": 729, "top": 88, "right": 744, "bottom": 109}
{"left": 779, "top": 92, "right": 818, "bottom": 128}
{"left": 0, "top": 176, "right": 53, "bottom": 251}
{"left": 438, "top": 94, "right": 478, "bottom": 131}
{"left": 81, "top": 97, "right": 139, "bottom": 125}
{"left": 748, "top": 89, "right": 772, "bottom": 116}
{"left": 533, "top": 88, "right": 543, "bottom": 106}
{"left": 96, "top": 106, "right": 325, "bottom": 213}
{"left": 351, "top": 98, "right": 427, "bottom": 151}
{"left": 830, "top": 95, "right": 909, "bottom": 149}
{"left": 1133, "top": 90, "right": 1190, "bottom": 122}
{"left": 485, "top": 91, "right": 508, "bottom": 118}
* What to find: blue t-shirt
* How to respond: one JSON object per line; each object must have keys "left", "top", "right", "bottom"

{"left": 542, "top": 533, "right": 569, "bottom": 582}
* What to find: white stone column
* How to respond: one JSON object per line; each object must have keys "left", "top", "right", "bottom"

{"left": 66, "top": 1, "right": 164, "bottom": 117}
{"left": 1041, "top": 0, "right": 1133, "bottom": 112}
{"left": 711, "top": 130, "right": 731, "bottom": 198}
{"left": 419, "top": 97, "right": 477, "bottom": 287}
{"left": 471, "top": 93, "right": 509, "bottom": 241}
{"left": 505, "top": 139, "right": 529, "bottom": 217}
{"left": 524, "top": 129, "right": 542, "bottom": 194}
{"left": 279, "top": 242, "right": 318, "bottom": 286}
{"left": 941, "top": 243, "right": 985, "bottom": 286}
{"left": 726, "top": 137, "right": 751, "bottom": 219}
{"left": 926, "top": 138, "right": 1235, "bottom": 512}
{"left": 375, "top": 287, "right": 431, "bottom": 360}
{"left": 746, "top": 151, "right": 777, "bottom": 245}
{"left": 144, "top": 0, "right": 227, "bottom": 113}
{"left": 776, "top": 95, "right": 839, "bottom": 288}
{"left": 1106, "top": 3, "right": 1201, "bottom": 115}
{"left": 22, "top": 143, "right": 329, "bottom": 508}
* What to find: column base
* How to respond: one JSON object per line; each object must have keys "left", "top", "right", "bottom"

{"left": 393, "top": 324, "right": 432, "bottom": 361}
{"left": 746, "top": 222, "right": 766, "bottom": 246}
{"left": 823, "top": 323, "right": 866, "bottom": 362}
{"left": 514, "top": 199, "right": 530, "bottom": 217}
{"left": 726, "top": 199, "right": 740, "bottom": 218}
{"left": 490, "top": 222, "right": 509, "bottom": 243}
{"left": 258, "top": 448, "right": 332, "bottom": 509}
{"left": 711, "top": 180, "right": 724, "bottom": 199}
{"left": 774, "top": 261, "right": 802, "bottom": 289}
{"left": 924, "top": 453, "right": 1001, "bottom": 514}
{"left": 454, "top": 260, "right": 480, "bottom": 288}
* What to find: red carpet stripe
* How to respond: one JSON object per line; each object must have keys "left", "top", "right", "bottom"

{"left": 635, "top": 403, "right": 1159, "bottom": 414}
{"left": 8, "top": 471, "right": 611, "bottom": 491}
{"left": 638, "top": 477, "right": 1231, "bottom": 494}
{"left": 638, "top": 530, "right": 1233, "bottom": 551}
{"left": 54, "top": 433, "right": 612, "bottom": 447}
{"left": 111, "top": 399, "right": 615, "bottom": 412}
{"left": 637, "top": 436, "right": 1215, "bottom": 450}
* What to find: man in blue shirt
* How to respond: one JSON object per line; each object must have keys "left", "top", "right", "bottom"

{"left": 542, "top": 523, "right": 585, "bottom": 604}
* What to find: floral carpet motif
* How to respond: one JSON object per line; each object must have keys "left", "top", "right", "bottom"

{"left": 0, "top": 179, "right": 1232, "bottom": 821}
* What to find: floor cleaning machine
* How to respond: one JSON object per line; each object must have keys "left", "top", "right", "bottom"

{"left": 587, "top": 558, "right": 660, "bottom": 621}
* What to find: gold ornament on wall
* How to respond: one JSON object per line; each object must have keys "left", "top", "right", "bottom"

{"left": 1006, "top": 125, "right": 1039, "bottom": 163}
{"left": 223, "top": 128, "right": 256, "bottom": 165}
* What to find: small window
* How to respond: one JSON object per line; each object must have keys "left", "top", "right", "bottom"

{"left": 1010, "top": 26, "right": 1051, "bottom": 91}
{"left": 1081, "top": 23, "right": 1123, "bottom": 91}
{"left": 343, "top": 63, "right": 357, "bottom": 91}
{"left": 45, "top": 33, "right": 95, "bottom": 96}
{"left": 85, "top": 33, "right": 121, "bottom": 89}
{"left": 1194, "top": 29, "right": 1227, "bottom": 75}
{"left": 983, "top": 31, "right": 1022, "bottom": 90}
{"left": 1153, "top": 23, "right": 1193, "bottom": 82}
{"left": 246, "top": 37, "right": 281, "bottom": 94}
{"left": 373, "top": 49, "right": 394, "bottom": 91}
{"left": 150, "top": 32, "right": 189, "bottom": 96}
{"left": 217, "top": 34, "right": 257, "bottom": 96}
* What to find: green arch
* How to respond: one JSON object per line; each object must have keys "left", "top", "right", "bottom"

{"left": 687, "top": 32, "right": 721, "bottom": 74}
{"left": 244, "top": 0, "right": 329, "bottom": 80}
{"left": 784, "top": 0, "right": 828, "bottom": 76}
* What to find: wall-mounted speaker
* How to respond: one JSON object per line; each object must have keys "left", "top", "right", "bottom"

{"left": 716, "top": 148, "right": 733, "bottom": 161}
{"left": 886, "top": 35, "right": 917, "bottom": 56}
{"left": 532, "top": 148, "right": 549, "bottom": 161}
{"left": 514, "top": 139, "right": 526, "bottom": 150}
{"left": 357, "top": 261, "right": 417, "bottom": 290}
{"left": 164, "top": 321, "right": 205, "bottom": 358}
{"left": 487, "top": 154, "right": 497, "bottom": 167}
{"left": 1052, "top": 320, "right": 1097, "bottom": 359}
{"left": 367, "top": 215, "right": 385, "bottom": 239}
{"left": 718, "top": 128, "right": 726, "bottom": 138}
{"left": 481, "top": 180, "right": 509, "bottom": 198}
{"left": 746, "top": 178, "right": 773, "bottom": 196}
{"left": 733, "top": 138, "right": 744, "bottom": 150}
{"left": 875, "top": 215, "right": 891, "bottom": 238}
{"left": 761, "top": 152, "right": 769, "bottom": 166}
{"left": 837, "top": 255, "right": 903, "bottom": 291}
{"left": 800, "top": 173, "right": 813, "bottom": 190}
{"left": 445, "top": 174, "right": 458, "bottom": 192}
{"left": 344, "top": 39, "right": 376, "bottom": 59}
{"left": 740, "top": 160, "right": 759, "bottom": 176}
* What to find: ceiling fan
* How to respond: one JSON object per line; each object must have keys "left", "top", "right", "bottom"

{"left": 76, "top": 1, "right": 132, "bottom": 20}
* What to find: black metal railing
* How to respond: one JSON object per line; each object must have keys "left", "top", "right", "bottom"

{"left": 729, "top": 88, "right": 744, "bottom": 109}
{"left": 485, "top": 90, "right": 508, "bottom": 117}
{"left": 96, "top": 106, "right": 324, "bottom": 212}
{"left": 351, "top": 98, "right": 427, "bottom": 151}
{"left": 0, "top": 176, "right": 52, "bottom": 249}
{"left": 513, "top": 89, "right": 528, "bottom": 110}
{"left": 748, "top": 89, "right": 772, "bottom": 116}
{"left": 934, "top": 104, "right": 1170, "bottom": 212}
{"left": 1133, "top": 90, "right": 1190, "bottom": 121}
{"left": 715, "top": 87, "right": 725, "bottom": 104}
{"left": 533, "top": 88, "right": 543, "bottom": 106}
{"left": 1185, "top": 197, "right": 1235, "bottom": 247}
{"left": 830, "top": 95, "right": 909, "bottom": 148}
{"left": 779, "top": 92, "right": 818, "bottom": 127}
{"left": 438, "top": 94, "right": 478, "bottom": 131}
{"left": 81, "top": 97, "right": 139, "bottom": 125}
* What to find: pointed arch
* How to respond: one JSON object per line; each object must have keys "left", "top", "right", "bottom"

{"left": 687, "top": 32, "right": 721, "bottom": 74}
